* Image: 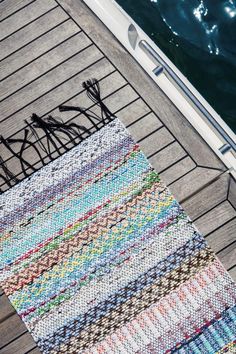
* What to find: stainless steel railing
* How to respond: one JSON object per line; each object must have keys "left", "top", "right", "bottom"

{"left": 139, "top": 40, "right": 236, "bottom": 153}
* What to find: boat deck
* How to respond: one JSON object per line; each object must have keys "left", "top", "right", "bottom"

{"left": 0, "top": 0, "right": 235, "bottom": 353}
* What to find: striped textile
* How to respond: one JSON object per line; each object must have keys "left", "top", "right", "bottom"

{"left": 0, "top": 118, "right": 236, "bottom": 354}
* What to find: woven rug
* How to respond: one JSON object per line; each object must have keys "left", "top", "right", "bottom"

{"left": 0, "top": 80, "right": 236, "bottom": 354}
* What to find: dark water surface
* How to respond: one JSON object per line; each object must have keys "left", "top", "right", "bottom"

{"left": 117, "top": 0, "right": 236, "bottom": 133}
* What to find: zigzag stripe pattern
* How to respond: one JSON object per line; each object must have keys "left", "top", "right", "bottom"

{"left": 0, "top": 118, "right": 235, "bottom": 354}
{"left": 45, "top": 249, "right": 215, "bottom": 353}
{"left": 0, "top": 140, "right": 139, "bottom": 237}
{"left": 38, "top": 242, "right": 213, "bottom": 352}
{"left": 3, "top": 179, "right": 167, "bottom": 294}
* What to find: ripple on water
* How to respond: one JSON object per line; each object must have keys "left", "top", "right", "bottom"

{"left": 117, "top": 0, "right": 236, "bottom": 132}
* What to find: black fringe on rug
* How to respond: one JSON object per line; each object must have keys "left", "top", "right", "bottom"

{"left": 0, "top": 79, "right": 116, "bottom": 193}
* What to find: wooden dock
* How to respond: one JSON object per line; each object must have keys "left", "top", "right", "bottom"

{"left": 0, "top": 0, "right": 235, "bottom": 352}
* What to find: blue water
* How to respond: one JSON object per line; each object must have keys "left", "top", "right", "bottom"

{"left": 117, "top": 0, "right": 236, "bottom": 133}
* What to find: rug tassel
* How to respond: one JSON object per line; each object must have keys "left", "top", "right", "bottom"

{"left": 58, "top": 104, "right": 100, "bottom": 130}
{"left": 0, "top": 155, "right": 18, "bottom": 188}
{"left": 0, "top": 132, "right": 40, "bottom": 178}
{"left": 0, "top": 78, "right": 114, "bottom": 192}
{"left": 59, "top": 78, "right": 114, "bottom": 126}
{"left": 31, "top": 113, "right": 67, "bottom": 156}
{"left": 31, "top": 113, "right": 91, "bottom": 155}
{"left": 82, "top": 78, "right": 114, "bottom": 122}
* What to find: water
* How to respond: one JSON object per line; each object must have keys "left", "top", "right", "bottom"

{"left": 116, "top": 0, "right": 236, "bottom": 133}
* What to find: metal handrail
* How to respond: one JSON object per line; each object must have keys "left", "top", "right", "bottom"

{"left": 139, "top": 40, "right": 236, "bottom": 153}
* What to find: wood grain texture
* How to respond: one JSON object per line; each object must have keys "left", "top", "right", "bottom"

{"left": 182, "top": 173, "right": 229, "bottom": 220}
{"left": 118, "top": 98, "right": 151, "bottom": 126}
{"left": 139, "top": 127, "right": 175, "bottom": 157}
{"left": 28, "top": 347, "right": 41, "bottom": 354}
{"left": 0, "top": 314, "right": 27, "bottom": 349}
{"left": 46, "top": 70, "right": 126, "bottom": 122}
{"left": 228, "top": 175, "right": 236, "bottom": 209}
{"left": 0, "top": 333, "right": 37, "bottom": 354}
{"left": 0, "top": 7, "right": 68, "bottom": 62}
{"left": 0, "top": 295, "right": 15, "bottom": 323}
{"left": 0, "top": 38, "right": 95, "bottom": 120}
{"left": 149, "top": 141, "right": 187, "bottom": 173}
{"left": 0, "top": 19, "right": 79, "bottom": 81}
{"left": 101, "top": 85, "right": 138, "bottom": 116}
{"left": 161, "top": 156, "right": 196, "bottom": 186}
{"left": 169, "top": 167, "right": 222, "bottom": 203}
{"left": 229, "top": 267, "right": 236, "bottom": 282}
{"left": 0, "top": 0, "right": 36, "bottom": 21}
{"left": 126, "top": 113, "right": 162, "bottom": 142}
{"left": 0, "top": 53, "right": 112, "bottom": 136}
{"left": 195, "top": 201, "right": 236, "bottom": 237}
{"left": 217, "top": 242, "right": 236, "bottom": 271}
{"left": 206, "top": 218, "right": 236, "bottom": 254}
{"left": 0, "top": 0, "right": 57, "bottom": 41}
{"left": 0, "top": 32, "right": 93, "bottom": 101}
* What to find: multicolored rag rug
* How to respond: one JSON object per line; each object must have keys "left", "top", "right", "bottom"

{"left": 0, "top": 80, "right": 236, "bottom": 354}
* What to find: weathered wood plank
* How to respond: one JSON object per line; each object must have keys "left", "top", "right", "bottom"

{"left": 0, "top": 332, "right": 37, "bottom": 354}
{"left": 0, "top": 19, "right": 78, "bottom": 81}
{"left": 0, "top": 36, "right": 94, "bottom": 118}
{"left": 48, "top": 81, "right": 137, "bottom": 136}
{"left": 58, "top": 0, "right": 226, "bottom": 172}
{"left": 45, "top": 84, "right": 140, "bottom": 145}
{"left": 119, "top": 98, "right": 151, "bottom": 127}
{"left": 206, "top": 218, "right": 236, "bottom": 253}
{"left": 78, "top": 84, "right": 138, "bottom": 126}
{"left": 0, "top": 0, "right": 57, "bottom": 41}
{"left": 0, "top": 57, "right": 114, "bottom": 137}
{"left": 229, "top": 266, "right": 236, "bottom": 282}
{"left": 160, "top": 156, "right": 196, "bottom": 186}
{"left": 127, "top": 113, "right": 162, "bottom": 142}
{"left": 148, "top": 141, "right": 187, "bottom": 173}
{"left": 182, "top": 174, "right": 229, "bottom": 220}
{"left": 194, "top": 201, "right": 236, "bottom": 237}
{"left": 44, "top": 71, "right": 125, "bottom": 123}
{"left": 105, "top": 84, "right": 138, "bottom": 111}
{"left": 0, "top": 295, "right": 15, "bottom": 323}
{"left": 169, "top": 167, "right": 223, "bottom": 204}
{"left": 0, "top": 7, "right": 68, "bottom": 62}
{"left": 0, "top": 47, "right": 105, "bottom": 133}
{"left": 0, "top": 32, "right": 92, "bottom": 101}
{"left": 0, "top": 0, "right": 35, "bottom": 21}
{"left": 217, "top": 242, "right": 236, "bottom": 271}
{"left": 28, "top": 347, "right": 41, "bottom": 354}
{"left": 139, "top": 127, "right": 175, "bottom": 157}
{"left": 0, "top": 314, "right": 26, "bottom": 349}
{"left": 228, "top": 176, "right": 236, "bottom": 210}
